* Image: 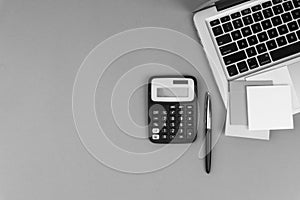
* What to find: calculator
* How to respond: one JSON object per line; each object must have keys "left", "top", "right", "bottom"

{"left": 148, "top": 76, "right": 198, "bottom": 144}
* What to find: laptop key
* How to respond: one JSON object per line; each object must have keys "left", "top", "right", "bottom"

{"left": 233, "top": 19, "right": 244, "bottom": 29}
{"left": 231, "top": 30, "right": 242, "bottom": 40}
{"left": 219, "top": 42, "right": 238, "bottom": 55}
{"left": 237, "top": 61, "right": 249, "bottom": 73}
{"left": 220, "top": 15, "right": 230, "bottom": 22}
{"left": 216, "top": 34, "right": 232, "bottom": 46}
{"left": 288, "top": 21, "right": 299, "bottom": 31}
{"left": 210, "top": 19, "right": 220, "bottom": 27}
{"left": 258, "top": 32, "right": 269, "bottom": 42}
{"left": 241, "top": 27, "right": 252, "bottom": 37}
{"left": 247, "top": 57, "right": 259, "bottom": 69}
{"left": 262, "top": 1, "right": 272, "bottom": 8}
{"left": 243, "top": 15, "right": 254, "bottom": 25}
{"left": 292, "top": 9, "right": 300, "bottom": 19}
{"left": 237, "top": 39, "right": 248, "bottom": 49}
{"left": 281, "top": 12, "right": 293, "bottom": 23}
{"left": 270, "top": 41, "right": 300, "bottom": 61}
{"left": 286, "top": 32, "right": 297, "bottom": 43}
{"left": 223, "top": 22, "right": 233, "bottom": 32}
{"left": 273, "top": 4, "right": 284, "bottom": 15}
{"left": 252, "top": 5, "right": 262, "bottom": 12}
{"left": 251, "top": 23, "right": 262, "bottom": 33}
{"left": 257, "top": 53, "right": 272, "bottom": 65}
{"left": 226, "top": 65, "right": 239, "bottom": 77}
{"left": 261, "top": 19, "right": 273, "bottom": 29}
{"left": 272, "top": 0, "right": 282, "bottom": 4}
{"left": 283, "top": 1, "right": 294, "bottom": 11}
{"left": 277, "top": 24, "right": 289, "bottom": 35}
{"left": 293, "top": 0, "right": 300, "bottom": 7}
{"left": 253, "top": 11, "right": 264, "bottom": 22}
{"left": 266, "top": 39, "right": 278, "bottom": 50}
{"left": 247, "top": 35, "right": 258, "bottom": 46}
{"left": 223, "top": 50, "right": 247, "bottom": 65}
{"left": 212, "top": 26, "right": 223, "bottom": 36}
{"left": 246, "top": 47, "right": 257, "bottom": 57}
{"left": 271, "top": 16, "right": 282, "bottom": 26}
{"left": 242, "top": 8, "right": 251, "bottom": 15}
{"left": 231, "top": 12, "right": 241, "bottom": 19}
{"left": 263, "top": 8, "right": 274, "bottom": 18}
{"left": 268, "top": 28, "right": 279, "bottom": 38}
{"left": 276, "top": 36, "right": 288, "bottom": 46}
{"left": 296, "top": 30, "right": 300, "bottom": 38}
{"left": 256, "top": 43, "right": 267, "bottom": 53}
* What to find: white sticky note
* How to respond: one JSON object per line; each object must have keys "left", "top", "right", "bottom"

{"left": 247, "top": 85, "right": 294, "bottom": 131}
{"left": 247, "top": 66, "right": 300, "bottom": 112}
{"left": 225, "top": 102, "right": 270, "bottom": 140}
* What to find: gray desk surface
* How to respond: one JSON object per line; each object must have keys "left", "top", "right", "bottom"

{"left": 0, "top": 0, "right": 300, "bottom": 199}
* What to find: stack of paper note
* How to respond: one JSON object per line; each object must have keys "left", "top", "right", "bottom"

{"left": 225, "top": 66, "right": 297, "bottom": 140}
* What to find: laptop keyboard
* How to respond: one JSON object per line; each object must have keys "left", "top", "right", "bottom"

{"left": 209, "top": 0, "right": 300, "bottom": 79}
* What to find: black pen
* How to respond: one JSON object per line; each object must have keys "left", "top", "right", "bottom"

{"left": 204, "top": 92, "right": 212, "bottom": 174}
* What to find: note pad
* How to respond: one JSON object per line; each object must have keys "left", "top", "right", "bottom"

{"left": 246, "top": 85, "right": 294, "bottom": 131}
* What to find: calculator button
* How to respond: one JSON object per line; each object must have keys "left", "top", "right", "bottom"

{"left": 170, "top": 110, "right": 176, "bottom": 115}
{"left": 186, "top": 129, "right": 194, "bottom": 139}
{"left": 177, "top": 134, "right": 185, "bottom": 140}
{"left": 178, "top": 105, "right": 184, "bottom": 109}
{"left": 187, "top": 110, "right": 193, "bottom": 115}
{"left": 187, "top": 116, "right": 193, "bottom": 121}
{"left": 152, "top": 116, "right": 159, "bottom": 121}
{"left": 187, "top": 105, "right": 193, "bottom": 109}
{"left": 178, "top": 128, "right": 184, "bottom": 134}
{"left": 162, "top": 110, "right": 167, "bottom": 115}
{"left": 152, "top": 128, "right": 160, "bottom": 134}
{"left": 153, "top": 110, "right": 159, "bottom": 115}
{"left": 178, "top": 116, "right": 184, "bottom": 121}
{"left": 169, "top": 135, "right": 175, "bottom": 140}
{"left": 162, "top": 116, "right": 167, "bottom": 121}
{"left": 153, "top": 122, "right": 159, "bottom": 127}
{"left": 170, "top": 116, "right": 175, "bottom": 121}
{"left": 178, "top": 110, "right": 184, "bottom": 115}
{"left": 152, "top": 134, "right": 159, "bottom": 140}
{"left": 179, "top": 122, "right": 184, "bottom": 127}
{"left": 161, "top": 128, "right": 167, "bottom": 133}
{"left": 170, "top": 105, "right": 176, "bottom": 109}
{"left": 161, "top": 134, "right": 167, "bottom": 140}
{"left": 170, "top": 122, "right": 176, "bottom": 127}
{"left": 187, "top": 122, "right": 193, "bottom": 127}
{"left": 170, "top": 128, "right": 176, "bottom": 134}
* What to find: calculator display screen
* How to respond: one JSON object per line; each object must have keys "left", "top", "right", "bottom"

{"left": 157, "top": 87, "right": 188, "bottom": 97}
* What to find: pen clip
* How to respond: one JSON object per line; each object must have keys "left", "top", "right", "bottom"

{"left": 205, "top": 92, "right": 212, "bottom": 130}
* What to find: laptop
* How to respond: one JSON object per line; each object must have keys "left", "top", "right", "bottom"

{"left": 193, "top": 0, "right": 300, "bottom": 108}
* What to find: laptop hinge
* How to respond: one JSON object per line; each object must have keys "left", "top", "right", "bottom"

{"left": 216, "top": 0, "right": 251, "bottom": 11}
{"left": 193, "top": 0, "right": 218, "bottom": 13}
{"left": 193, "top": 0, "right": 251, "bottom": 13}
